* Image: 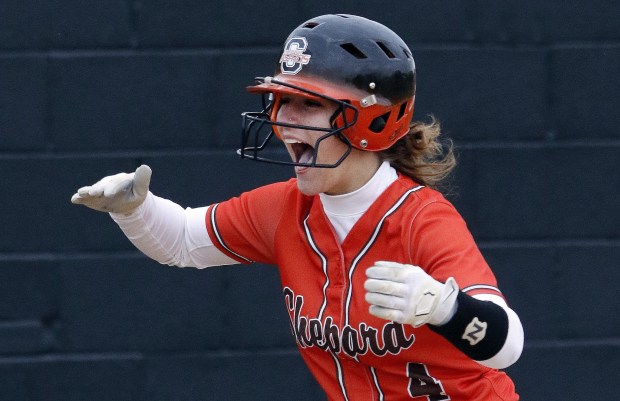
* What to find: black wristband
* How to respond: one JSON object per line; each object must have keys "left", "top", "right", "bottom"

{"left": 429, "top": 291, "right": 509, "bottom": 361}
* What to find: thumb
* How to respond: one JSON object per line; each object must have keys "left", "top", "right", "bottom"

{"left": 132, "top": 164, "right": 152, "bottom": 198}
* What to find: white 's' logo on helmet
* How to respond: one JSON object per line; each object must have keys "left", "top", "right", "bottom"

{"left": 279, "top": 37, "right": 311, "bottom": 75}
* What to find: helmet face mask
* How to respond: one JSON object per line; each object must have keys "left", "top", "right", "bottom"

{"left": 239, "top": 77, "right": 357, "bottom": 168}
{"left": 239, "top": 14, "right": 416, "bottom": 168}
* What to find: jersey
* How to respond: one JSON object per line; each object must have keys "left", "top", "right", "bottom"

{"left": 205, "top": 173, "right": 518, "bottom": 401}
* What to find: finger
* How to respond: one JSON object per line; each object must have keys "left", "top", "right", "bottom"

{"left": 364, "top": 278, "right": 408, "bottom": 297}
{"left": 365, "top": 266, "right": 406, "bottom": 282}
{"left": 88, "top": 186, "right": 105, "bottom": 197}
{"left": 374, "top": 260, "right": 406, "bottom": 269}
{"left": 368, "top": 305, "right": 405, "bottom": 323}
{"left": 77, "top": 186, "right": 92, "bottom": 197}
{"left": 88, "top": 176, "right": 116, "bottom": 197}
{"left": 71, "top": 193, "right": 106, "bottom": 211}
{"left": 365, "top": 292, "right": 407, "bottom": 310}
{"left": 71, "top": 193, "right": 84, "bottom": 204}
{"left": 132, "top": 165, "right": 152, "bottom": 198}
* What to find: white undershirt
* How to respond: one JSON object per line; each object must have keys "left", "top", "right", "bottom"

{"left": 319, "top": 161, "right": 397, "bottom": 243}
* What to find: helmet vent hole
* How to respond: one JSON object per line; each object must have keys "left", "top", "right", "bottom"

{"left": 341, "top": 43, "right": 367, "bottom": 59}
{"left": 369, "top": 112, "right": 391, "bottom": 133}
{"left": 402, "top": 47, "right": 412, "bottom": 59}
{"left": 376, "top": 41, "right": 396, "bottom": 59}
{"left": 303, "top": 22, "right": 320, "bottom": 29}
{"left": 397, "top": 102, "right": 407, "bottom": 120}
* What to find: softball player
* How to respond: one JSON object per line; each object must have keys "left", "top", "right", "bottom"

{"left": 72, "top": 14, "right": 524, "bottom": 401}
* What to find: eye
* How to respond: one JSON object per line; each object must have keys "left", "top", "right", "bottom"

{"left": 304, "top": 99, "right": 323, "bottom": 108}
{"left": 279, "top": 96, "right": 291, "bottom": 105}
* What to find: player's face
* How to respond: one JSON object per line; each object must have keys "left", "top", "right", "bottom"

{"left": 276, "top": 94, "right": 381, "bottom": 196}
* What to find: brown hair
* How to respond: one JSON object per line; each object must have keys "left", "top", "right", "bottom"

{"left": 379, "top": 116, "right": 456, "bottom": 191}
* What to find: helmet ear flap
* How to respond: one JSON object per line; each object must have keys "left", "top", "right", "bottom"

{"left": 331, "top": 98, "right": 414, "bottom": 151}
{"left": 368, "top": 112, "right": 390, "bottom": 133}
{"left": 370, "top": 99, "right": 411, "bottom": 134}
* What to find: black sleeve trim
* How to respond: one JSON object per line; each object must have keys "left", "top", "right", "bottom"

{"left": 429, "top": 291, "right": 509, "bottom": 361}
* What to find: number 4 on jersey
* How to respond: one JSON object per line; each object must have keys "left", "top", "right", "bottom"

{"left": 407, "top": 363, "right": 450, "bottom": 401}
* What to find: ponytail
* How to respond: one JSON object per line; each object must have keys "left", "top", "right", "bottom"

{"left": 379, "top": 116, "right": 456, "bottom": 191}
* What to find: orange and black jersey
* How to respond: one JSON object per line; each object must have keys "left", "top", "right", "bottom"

{"left": 206, "top": 174, "right": 518, "bottom": 401}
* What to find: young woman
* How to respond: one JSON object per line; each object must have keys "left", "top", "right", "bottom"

{"left": 72, "top": 14, "right": 524, "bottom": 401}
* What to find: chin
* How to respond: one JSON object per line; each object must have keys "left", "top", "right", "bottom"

{"left": 296, "top": 182, "right": 319, "bottom": 196}
{"left": 295, "top": 176, "right": 323, "bottom": 196}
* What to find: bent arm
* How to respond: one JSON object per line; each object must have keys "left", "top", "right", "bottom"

{"left": 110, "top": 192, "right": 239, "bottom": 268}
{"left": 407, "top": 201, "right": 524, "bottom": 369}
{"left": 430, "top": 292, "right": 524, "bottom": 370}
{"left": 365, "top": 260, "right": 524, "bottom": 370}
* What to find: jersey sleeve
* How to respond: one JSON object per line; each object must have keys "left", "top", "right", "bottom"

{"left": 205, "top": 180, "right": 293, "bottom": 265}
{"left": 406, "top": 199, "right": 503, "bottom": 299}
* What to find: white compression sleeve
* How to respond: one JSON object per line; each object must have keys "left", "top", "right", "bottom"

{"left": 110, "top": 192, "right": 239, "bottom": 268}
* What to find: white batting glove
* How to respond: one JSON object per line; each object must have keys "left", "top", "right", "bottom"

{"left": 364, "top": 261, "right": 459, "bottom": 328}
{"left": 70, "top": 165, "right": 152, "bottom": 215}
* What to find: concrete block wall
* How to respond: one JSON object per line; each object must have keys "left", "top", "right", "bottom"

{"left": 1, "top": 1, "right": 618, "bottom": 400}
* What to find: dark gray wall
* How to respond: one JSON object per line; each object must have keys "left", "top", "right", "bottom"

{"left": 1, "top": 1, "right": 619, "bottom": 400}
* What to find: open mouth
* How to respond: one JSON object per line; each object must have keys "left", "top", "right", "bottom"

{"left": 284, "top": 138, "right": 315, "bottom": 165}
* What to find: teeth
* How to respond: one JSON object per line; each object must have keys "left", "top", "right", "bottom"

{"left": 284, "top": 139, "right": 303, "bottom": 144}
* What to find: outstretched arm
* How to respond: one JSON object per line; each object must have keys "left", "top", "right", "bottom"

{"left": 71, "top": 165, "right": 238, "bottom": 268}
